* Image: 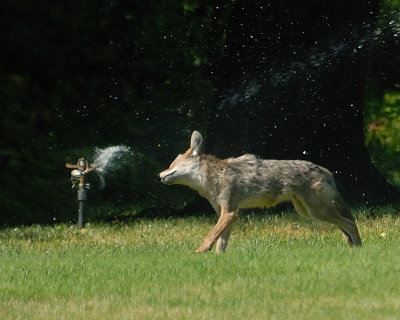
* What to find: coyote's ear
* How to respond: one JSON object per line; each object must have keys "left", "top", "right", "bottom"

{"left": 190, "top": 130, "right": 203, "bottom": 156}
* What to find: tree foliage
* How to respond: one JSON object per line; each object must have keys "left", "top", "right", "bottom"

{"left": 1, "top": 0, "right": 400, "bottom": 225}
{"left": 364, "top": 0, "right": 400, "bottom": 188}
{"left": 0, "top": 0, "right": 233, "bottom": 224}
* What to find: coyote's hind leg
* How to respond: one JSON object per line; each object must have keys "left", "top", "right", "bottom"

{"left": 339, "top": 227, "right": 353, "bottom": 246}
{"left": 329, "top": 201, "right": 362, "bottom": 247}
{"left": 306, "top": 202, "right": 362, "bottom": 247}
{"left": 292, "top": 196, "right": 312, "bottom": 218}
{"left": 330, "top": 213, "right": 362, "bottom": 247}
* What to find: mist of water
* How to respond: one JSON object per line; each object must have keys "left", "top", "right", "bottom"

{"left": 93, "top": 145, "right": 134, "bottom": 189}
{"left": 220, "top": 16, "right": 400, "bottom": 109}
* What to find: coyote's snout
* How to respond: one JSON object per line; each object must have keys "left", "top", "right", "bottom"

{"left": 159, "top": 131, "right": 362, "bottom": 253}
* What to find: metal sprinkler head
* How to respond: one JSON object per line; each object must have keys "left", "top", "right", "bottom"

{"left": 66, "top": 158, "right": 101, "bottom": 188}
{"left": 65, "top": 158, "right": 101, "bottom": 228}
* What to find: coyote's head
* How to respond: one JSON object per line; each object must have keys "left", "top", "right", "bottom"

{"left": 159, "top": 131, "right": 203, "bottom": 187}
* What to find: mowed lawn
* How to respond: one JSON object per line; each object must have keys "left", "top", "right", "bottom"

{"left": 1, "top": 207, "right": 400, "bottom": 320}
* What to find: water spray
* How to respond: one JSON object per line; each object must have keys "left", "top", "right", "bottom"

{"left": 65, "top": 158, "right": 101, "bottom": 228}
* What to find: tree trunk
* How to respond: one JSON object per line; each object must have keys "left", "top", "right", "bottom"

{"left": 208, "top": 0, "right": 398, "bottom": 204}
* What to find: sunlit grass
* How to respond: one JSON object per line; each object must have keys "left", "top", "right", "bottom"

{"left": 1, "top": 207, "right": 400, "bottom": 319}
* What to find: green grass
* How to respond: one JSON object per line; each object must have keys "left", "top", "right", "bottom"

{"left": 1, "top": 207, "right": 400, "bottom": 319}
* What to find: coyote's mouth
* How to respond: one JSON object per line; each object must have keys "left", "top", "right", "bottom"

{"left": 161, "top": 178, "right": 174, "bottom": 185}
{"left": 160, "top": 170, "right": 176, "bottom": 184}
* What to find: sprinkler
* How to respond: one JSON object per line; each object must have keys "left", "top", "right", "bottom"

{"left": 65, "top": 158, "right": 101, "bottom": 228}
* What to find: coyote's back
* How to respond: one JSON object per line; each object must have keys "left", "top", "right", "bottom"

{"left": 224, "top": 155, "right": 333, "bottom": 208}
{"left": 159, "top": 131, "right": 361, "bottom": 253}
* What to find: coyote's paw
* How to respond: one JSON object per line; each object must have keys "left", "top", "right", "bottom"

{"left": 194, "top": 240, "right": 213, "bottom": 253}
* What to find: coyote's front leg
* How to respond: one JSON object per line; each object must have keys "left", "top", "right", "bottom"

{"left": 215, "top": 224, "right": 234, "bottom": 253}
{"left": 195, "top": 206, "right": 237, "bottom": 253}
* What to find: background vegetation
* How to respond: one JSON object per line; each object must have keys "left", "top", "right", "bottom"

{"left": 1, "top": 0, "right": 400, "bottom": 225}
{"left": 364, "top": 0, "right": 400, "bottom": 187}
{"left": 1, "top": 0, "right": 232, "bottom": 224}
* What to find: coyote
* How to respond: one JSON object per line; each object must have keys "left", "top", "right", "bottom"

{"left": 159, "top": 131, "right": 362, "bottom": 253}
